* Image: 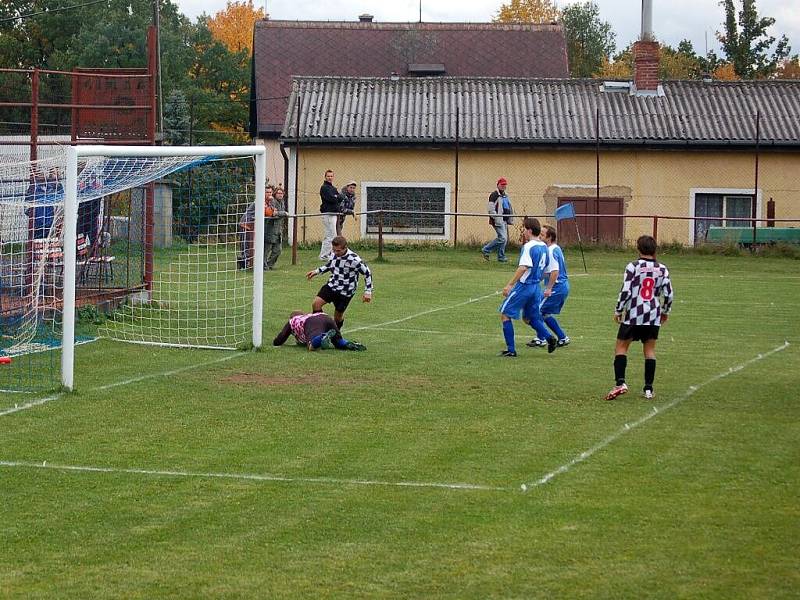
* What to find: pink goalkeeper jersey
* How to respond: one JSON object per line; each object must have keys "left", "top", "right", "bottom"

{"left": 289, "top": 313, "right": 314, "bottom": 344}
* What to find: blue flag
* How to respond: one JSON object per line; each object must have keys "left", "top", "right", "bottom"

{"left": 555, "top": 203, "right": 576, "bottom": 221}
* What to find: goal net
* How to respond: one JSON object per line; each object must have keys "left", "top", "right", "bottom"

{"left": 0, "top": 145, "right": 266, "bottom": 392}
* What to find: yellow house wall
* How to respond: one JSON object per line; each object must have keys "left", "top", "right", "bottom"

{"left": 291, "top": 146, "right": 800, "bottom": 245}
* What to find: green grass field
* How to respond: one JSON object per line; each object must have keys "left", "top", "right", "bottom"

{"left": 2, "top": 247, "right": 799, "bottom": 598}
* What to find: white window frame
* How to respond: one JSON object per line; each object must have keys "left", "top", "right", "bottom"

{"left": 689, "top": 187, "right": 762, "bottom": 245}
{"left": 360, "top": 181, "right": 451, "bottom": 241}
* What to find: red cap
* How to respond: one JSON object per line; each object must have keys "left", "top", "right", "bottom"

{"left": 497, "top": 177, "right": 507, "bottom": 186}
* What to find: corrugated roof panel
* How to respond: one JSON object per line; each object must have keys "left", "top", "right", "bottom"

{"left": 283, "top": 76, "right": 800, "bottom": 146}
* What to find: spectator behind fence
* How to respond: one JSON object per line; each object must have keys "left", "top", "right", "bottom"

{"left": 337, "top": 180, "right": 357, "bottom": 236}
{"left": 318, "top": 169, "right": 341, "bottom": 261}
{"left": 482, "top": 177, "right": 514, "bottom": 263}
{"left": 238, "top": 185, "right": 275, "bottom": 271}
{"left": 264, "top": 186, "right": 289, "bottom": 270}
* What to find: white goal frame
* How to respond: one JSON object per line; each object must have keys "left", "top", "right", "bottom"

{"left": 62, "top": 145, "right": 266, "bottom": 390}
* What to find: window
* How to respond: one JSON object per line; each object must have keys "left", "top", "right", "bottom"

{"left": 362, "top": 182, "right": 450, "bottom": 239}
{"left": 691, "top": 190, "right": 758, "bottom": 244}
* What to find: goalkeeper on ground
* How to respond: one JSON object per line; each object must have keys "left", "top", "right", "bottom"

{"left": 273, "top": 311, "right": 366, "bottom": 351}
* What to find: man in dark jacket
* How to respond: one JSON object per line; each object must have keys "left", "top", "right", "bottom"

{"left": 336, "top": 180, "right": 357, "bottom": 236}
{"left": 319, "top": 169, "right": 340, "bottom": 260}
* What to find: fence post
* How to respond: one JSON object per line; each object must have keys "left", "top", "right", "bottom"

{"left": 454, "top": 105, "right": 460, "bottom": 248}
{"left": 652, "top": 215, "right": 659, "bottom": 243}
{"left": 378, "top": 210, "right": 384, "bottom": 260}
{"left": 31, "top": 67, "right": 39, "bottom": 162}
{"left": 753, "top": 110, "right": 760, "bottom": 246}
{"left": 767, "top": 198, "right": 775, "bottom": 227}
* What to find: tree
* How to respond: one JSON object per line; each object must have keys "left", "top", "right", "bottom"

{"left": 676, "top": 40, "right": 724, "bottom": 76}
{"left": 207, "top": 0, "right": 265, "bottom": 54}
{"left": 560, "top": 2, "right": 615, "bottom": 78}
{"left": 0, "top": 0, "right": 250, "bottom": 145}
{"left": 713, "top": 63, "right": 740, "bottom": 80}
{"left": 494, "top": 0, "right": 558, "bottom": 23}
{"left": 595, "top": 41, "right": 711, "bottom": 80}
{"left": 717, "top": 0, "right": 791, "bottom": 78}
{"left": 596, "top": 56, "right": 630, "bottom": 80}
{"left": 163, "top": 89, "right": 190, "bottom": 145}
{"left": 775, "top": 56, "right": 800, "bottom": 79}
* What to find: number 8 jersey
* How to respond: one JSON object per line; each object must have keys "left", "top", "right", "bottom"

{"left": 614, "top": 258, "right": 674, "bottom": 326}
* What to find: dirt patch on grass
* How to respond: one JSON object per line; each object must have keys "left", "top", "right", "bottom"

{"left": 221, "top": 372, "right": 326, "bottom": 386}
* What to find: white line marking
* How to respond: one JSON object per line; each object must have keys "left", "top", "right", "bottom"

{"left": 349, "top": 291, "right": 500, "bottom": 332}
{"left": 0, "top": 460, "right": 509, "bottom": 492}
{"left": 0, "top": 393, "right": 63, "bottom": 417}
{"left": 364, "top": 326, "right": 549, "bottom": 341}
{"left": 1, "top": 352, "right": 244, "bottom": 417}
{"left": 92, "top": 352, "right": 241, "bottom": 392}
{"left": 522, "top": 341, "right": 791, "bottom": 492}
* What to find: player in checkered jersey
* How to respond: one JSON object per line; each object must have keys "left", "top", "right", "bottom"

{"left": 605, "top": 235, "right": 674, "bottom": 401}
{"left": 306, "top": 236, "right": 373, "bottom": 330}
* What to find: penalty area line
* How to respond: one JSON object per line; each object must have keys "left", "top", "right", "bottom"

{"left": 521, "top": 341, "right": 791, "bottom": 492}
{"left": 0, "top": 460, "right": 510, "bottom": 493}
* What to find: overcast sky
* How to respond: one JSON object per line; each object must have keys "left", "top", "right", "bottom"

{"left": 172, "top": 0, "right": 798, "bottom": 58}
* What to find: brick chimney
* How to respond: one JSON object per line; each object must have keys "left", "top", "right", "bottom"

{"left": 633, "top": 40, "right": 660, "bottom": 93}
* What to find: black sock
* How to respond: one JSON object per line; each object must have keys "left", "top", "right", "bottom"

{"left": 644, "top": 358, "right": 656, "bottom": 390}
{"left": 614, "top": 354, "right": 627, "bottom": 386}
{"left": 335, "top": 319, "right": 344, "bottom": 330}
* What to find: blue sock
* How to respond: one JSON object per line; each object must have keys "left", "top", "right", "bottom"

{"left": 529, "top": 317, "right": 551, "bottom": 341}
{"left": 502, "top": 320, "right": 515, "bottom": 352}
{"left": 544, "top": 316, "right": 565, "bottom": 339}
{"left": 310, "top": 334, "right": 323, "bottom": 349}
{"left": 335, "top": 337, "right": 349, "bottom": 349}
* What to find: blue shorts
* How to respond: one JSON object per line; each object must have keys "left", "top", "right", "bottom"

{"left": 499, "top": 283, "right": 542, "bottom": 320}
{"left": 540, "top": 284, "right": 569, "bottom": 316}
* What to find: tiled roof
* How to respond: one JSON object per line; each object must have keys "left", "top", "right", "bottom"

{"left": 280, "top": 77, "right": 800, "bottom": 147}
{"left": 251, "top": 20, "right": 569, "bottom": 136}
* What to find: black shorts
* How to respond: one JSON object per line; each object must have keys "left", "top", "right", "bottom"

{"left": 317, "top": 284, "right": 353, "bottom": 313}
{"left": 617, "top": 323, "right": 660, "bottom": 342}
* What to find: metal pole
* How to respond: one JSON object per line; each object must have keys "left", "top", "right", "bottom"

{"left": 378, "top": 211, "right": 384, "bottom": 260}
{"left": 574, "top": 217, "right": 588, "bottom": 274}
{"left": 61, "top": 147, "right": 79, "bottom": 391}
{"left": 31, "top": 68, "right": 39, "bottom": 162}
{"left": 153, "top": 0, "right": 163, "bottom": 137}
{"left": 595, "top": 106, "right": 600, "bottom": 242}
{"left": 454, "top": 105, "right": 459, "bottom": 248}
{"left": 292, "top": 86, "right": 301, "bottom": 265}
{"left": 652, "top": 215, "right": 659, "bottom": 243}
{"left": 189, "top": 94, "right": 194, "bottom": 145}
{"left": 752, "top": 110, "right": 760, "bottom": 246}
{"left": 252, "top": 151, "right": 266, "bottom": 349}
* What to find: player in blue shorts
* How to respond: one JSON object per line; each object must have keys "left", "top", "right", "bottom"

{"left": 497, "top": 217, "right": 557, "bottom": 357}
{"left": 527, "top": 224, "right": 570, "bottom": 348}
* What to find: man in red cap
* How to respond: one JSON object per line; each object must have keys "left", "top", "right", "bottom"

{"left": 482, "top": 177, "right": 514, "bottom": 263}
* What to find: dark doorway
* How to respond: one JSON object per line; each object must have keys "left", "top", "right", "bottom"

{"left": 556, "top": 197, "right": 623, "bottom": 245}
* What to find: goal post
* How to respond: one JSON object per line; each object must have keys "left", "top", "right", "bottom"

{"left": 59, "top": 144, "right": 266, "bottom": 391}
